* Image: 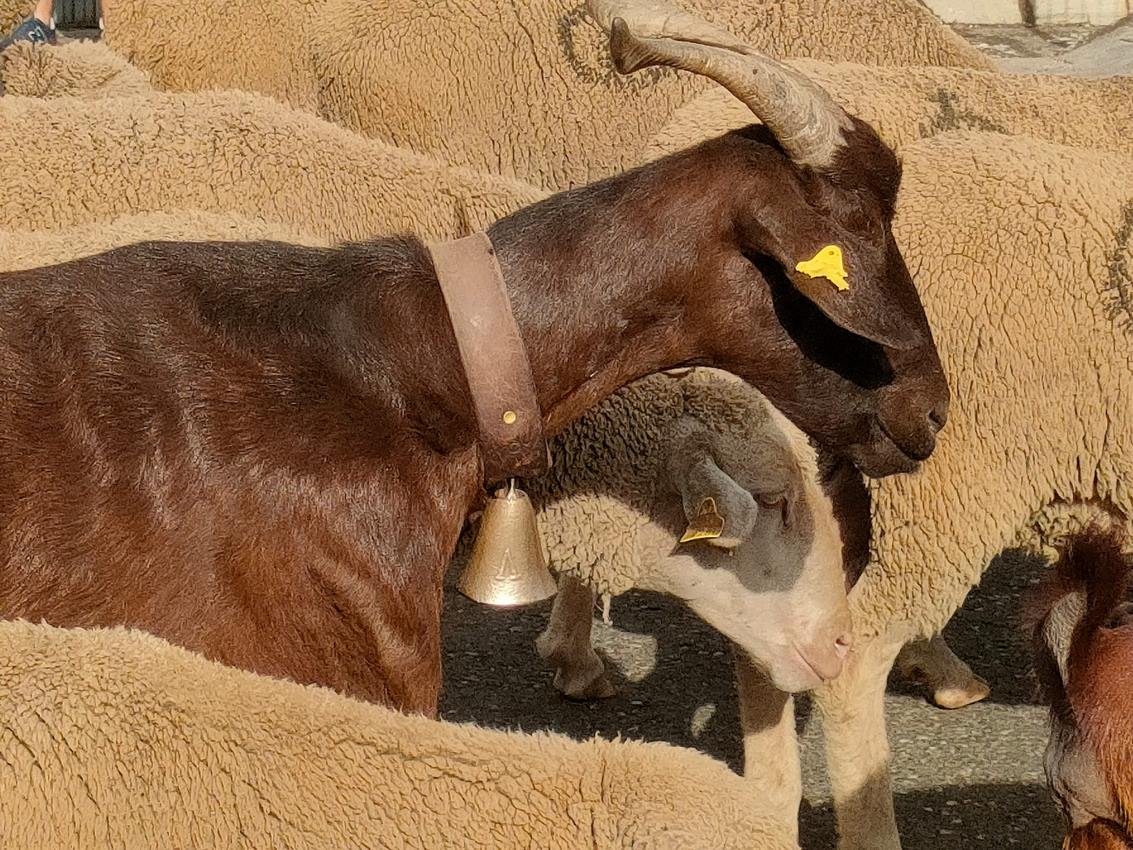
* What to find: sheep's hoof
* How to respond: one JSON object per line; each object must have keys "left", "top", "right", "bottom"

{"left": 931, "top": 675, "right": 991, "bottom": 710}
{"left": 554, "top": 666, "right": 617, "bottom": 700}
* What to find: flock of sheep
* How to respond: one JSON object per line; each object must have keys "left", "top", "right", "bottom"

{"left": 0, "top": 0, "right": 1130, "bottom": 848}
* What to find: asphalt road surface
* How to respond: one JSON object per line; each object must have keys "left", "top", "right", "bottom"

{"left": 440, "top": 547, "right": 1063, "bottom": 850}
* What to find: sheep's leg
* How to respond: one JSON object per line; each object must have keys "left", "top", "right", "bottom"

{"left": 734, "top": 649, "right": 802, "bottom": 842}
{"left": 895, "top": 633, "right": 990, "bottom": 710}
{"left": 816, "top": 630, "right": 906, "bottom": 850}
{"left": 535, "top": 574, "right": 616, "bottom": 699}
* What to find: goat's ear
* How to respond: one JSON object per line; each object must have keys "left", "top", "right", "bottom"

{"left": 742, "top": 196, "right": 924, "bottom": 352}
{"left": 663, "top": 419, "right": 758, "bottom": 550}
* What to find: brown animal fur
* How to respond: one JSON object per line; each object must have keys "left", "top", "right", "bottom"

{"left": 1029, "top": 527, "right": 1133, "bottom": 849}
{"left": 0, "top": 123, "right": 945, "bottom": 716}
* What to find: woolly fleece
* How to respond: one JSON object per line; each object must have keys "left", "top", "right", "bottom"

{"left": 307, "top": 0, "right": 990, "bottom": 190}
{"left": 853, "top": 131, "right": 1133, "bottom": 640}
{"left": 0, "top": 0, "right": 26, "bottom": 31}
{"left": 100, "top": 0, "right": 989, "bottom": 191}
{"left": 0, "top": 40, "right": 153, "bottom": 99}
{"left": 0, "top": 619, "right": 797, "bottom": 849}
{"left": 456, "top": 369, "right": 820, "bottom": 598}
{"left": 0, "top": 91, "right": 543, "bottom": 240}
{"left": 648, "top": 62, "right": 1133, "bottom": 161}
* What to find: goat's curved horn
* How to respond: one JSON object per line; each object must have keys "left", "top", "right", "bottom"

{"left": 588, "top": 0, "right": 749, "bottom": 51}
{"left": 608, "top": 16, "right": 852, "bottom": 171}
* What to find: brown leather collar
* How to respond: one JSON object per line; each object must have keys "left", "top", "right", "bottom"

{"left": 428, "top": 232, "right": 548, "bottom": 485}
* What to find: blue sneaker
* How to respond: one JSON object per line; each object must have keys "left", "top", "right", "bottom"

{"left": 0, "top": 15, "right": 57, "bottom": 51}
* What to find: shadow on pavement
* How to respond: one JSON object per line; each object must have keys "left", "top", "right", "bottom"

{"left": 800, "top": 782, "right": 1062, "bottom": 850}
{"left": 887, "top": 547, "right": 1051, "bottom": 709}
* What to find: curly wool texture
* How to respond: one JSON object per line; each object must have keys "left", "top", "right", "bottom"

{"left": 0, "top": 91, "right": 544, "bottom": 239}
{"left": 0, "top": 211, "right": 325, "bottom": 272}
{"left": 101, "top": 0, "right": 988, "bottom": 191}
{"left": 468, "top": 370, "right": 817, "bottom": 598}
{"left": 0, "top": 0, "right": 25, "bottom": 30}
{"left": 103, "top": 0, "right": 322, "bottom": 109}
{"left": 0, "top": 40, "right": 153, "bottom": 99}
{"left": 0, "top": 619, "right": 796, "bottom": 850}
{"left": 838, "top": 132, "right": 1133, "bottom": 641}
{"left": 308, "top": 0, "right": 988, "bottom": 190}
{"left": 647, "top": 62, "right": 1133, "bottom": 161}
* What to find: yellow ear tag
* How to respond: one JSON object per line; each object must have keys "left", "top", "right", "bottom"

{"left": 679, "top": 497, "right": 725, "bottom": 543}
{"left": 795, "top": 244, "right": 849, "bottom": 292}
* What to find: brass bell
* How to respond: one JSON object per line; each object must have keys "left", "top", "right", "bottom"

{"left": 458, "top": 479, "right": 558, "bottom": 607}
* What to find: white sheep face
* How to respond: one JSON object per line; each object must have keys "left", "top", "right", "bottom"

{"left": 638, "top": 413, "right": 852, "bottom": 693}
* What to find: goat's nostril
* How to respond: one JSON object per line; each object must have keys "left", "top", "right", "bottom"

{"left": 928, "top": 402, "right": 948, "bottom": 431}
{"left": 834, "top": 633, "right": 853, "bottom": 658}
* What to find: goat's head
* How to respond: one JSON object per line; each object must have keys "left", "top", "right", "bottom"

{"left": 641, "top": 410, "right": 851, "bottom": 692}
{"left": 596, "top": 5, "right": 949, "bottom": 477}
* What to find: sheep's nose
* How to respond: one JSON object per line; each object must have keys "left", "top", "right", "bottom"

{"left": 800, "top": 632, "right": 853, "bottom": 683}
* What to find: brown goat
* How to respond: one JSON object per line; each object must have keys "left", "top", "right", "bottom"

{"left": 0, "top": 22, "right": 947, "bottom": 715}
{"left": 1029, "top": 527, "right": 1133, "bottom": 849}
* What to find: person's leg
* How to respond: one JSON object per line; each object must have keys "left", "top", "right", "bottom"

{"left": 32, "top": 0, "right": 55, "bottom": 26}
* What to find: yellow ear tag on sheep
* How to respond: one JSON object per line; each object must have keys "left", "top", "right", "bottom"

{"left": 795, "top": 245, "right": 849, "bottom": 292}
{"left": 680, "top": 497, "right": 725, "bottom": 543}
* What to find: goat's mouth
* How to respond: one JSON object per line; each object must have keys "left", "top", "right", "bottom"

{"left": 848, "top": 421, "right": 924, "bottom": 478}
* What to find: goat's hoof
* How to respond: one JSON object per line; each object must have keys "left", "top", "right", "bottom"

{"left": 553, "top": 667, "right": 617, "bottom": 701}
{"left": 931, "top": 674, "right": 990, "bottom": 710}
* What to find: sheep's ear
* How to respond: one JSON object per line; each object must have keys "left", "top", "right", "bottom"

{"left": 673, "top": 456, "right": 759, "bottom": 550}
{"left": 663, "top": 417, "right": 759, "bottom": 550}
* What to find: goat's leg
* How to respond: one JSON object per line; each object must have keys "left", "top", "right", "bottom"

{"left": 816, "top": 629, "right": 906, "bottom": 850}
{"left": 535, "top": 574, "right": 616, "bottom": 699}
{"left": 895, "top": 633, "right": 990, "bottom": 710}
{"left": 735, "top": 649, "right": 802, "bottom": 843}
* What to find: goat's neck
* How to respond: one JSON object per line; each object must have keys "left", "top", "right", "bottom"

{"left": 489, "top": 143, "right": 748, "bottom": 436}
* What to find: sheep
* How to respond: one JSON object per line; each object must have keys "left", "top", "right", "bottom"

{"left": 0, "top": 210, "right": 325, "bottom": 271}
{"left": 801, "top": 131, "right": 1133, "bottom": 850}
{"left": 0, "top": 90, "right": 545, "bottom": 240}
{"left": 305, "top": 0, "right": 992, "bottom": 189}
{"left": 647, "top": 61, "right": 1133, "bottom": 162}
{"left": 617, "top": 9, "right": 1131, "bottom": 842}
{"left": 0, "top": 21, "right": 950, "bottom": 719}
{"left": 0, "top": 39, "right": 153, "bottom": 99}
{"left": 1027, "top": 526, "right": 1133, "bottom": 850}
{"left": 0, "top": 618, "right": 799, "bottom": 850}
{"left": 453, "top": 368, "right": 854, "bottom": 696}
{"left": 99, "top": 0, "right": 991, "bottom": 190}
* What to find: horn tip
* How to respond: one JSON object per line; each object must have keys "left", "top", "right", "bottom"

{"left": 609, "top": 17, "right": 644, "bottom": 75}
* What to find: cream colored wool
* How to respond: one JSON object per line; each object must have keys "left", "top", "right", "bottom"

{"left": 0, "top": 619, "right": 797, "bottom": 850}
{"left": 0, "top": 0, "right": 25, "bottom": 31}
{"left": 811, "top": 133, "right": 1133, "bottom": 850}
{"left": 456, "top": 369, "right": 819, "bottom": 599}
{"left": 100, "top": 0, "right": 988, "bottom": 191}
{"left": 308, "top": 0, "right": 989, "bottom": 190}
{"left": 0, "top": 40, "right": 153, "bottom": 99}
{"left": 0, "top": 210, "right": 324, "bottom": 272}
{"left": 853, "top": 131, "right": 1133, "bottom": 643}
{"left": 0, "top": 91, "right": 543, "bottom": 240}
{"left": 647, "top": 62, "right": 1133, "bottom": 161}
{"left": 103, "top": 0, "right": 322, "bottom": 110}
